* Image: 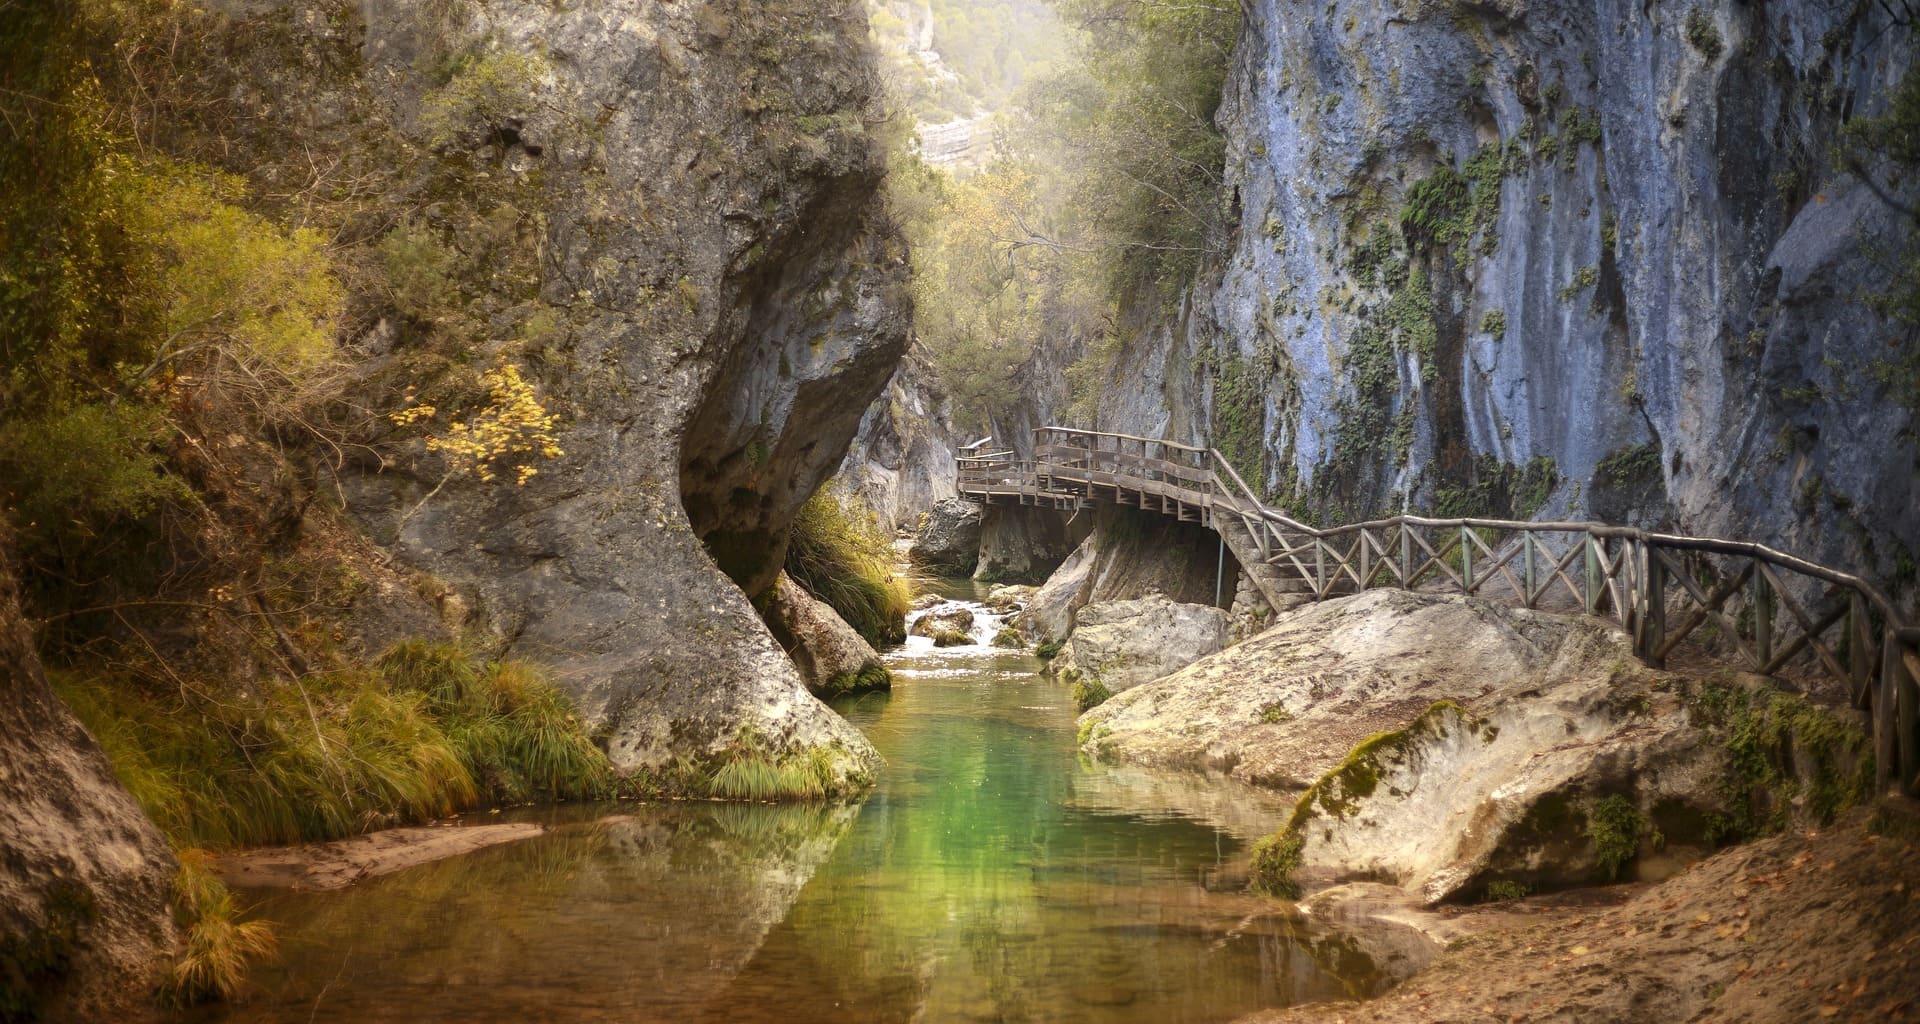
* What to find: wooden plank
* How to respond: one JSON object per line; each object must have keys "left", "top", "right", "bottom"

{"left": 1879, "top": 628, "right": 1903, "bottom": 795}
{"left": 1851, "top": 593, "right": 1875, "bottom": 711}
{"left": 1903, "top": 643, "right": 1920, "bottom": 798}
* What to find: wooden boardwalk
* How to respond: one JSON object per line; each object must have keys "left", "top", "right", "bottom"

{"left": 958, "top": 426, "right": 1920, "bottom": 800}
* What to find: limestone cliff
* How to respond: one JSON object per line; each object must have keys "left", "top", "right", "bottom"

{"left": 182, "top": 0, "right": 912, "bottom": 784}
{"left": 1072, "top": 2, "right": 1918, "bottom": 596}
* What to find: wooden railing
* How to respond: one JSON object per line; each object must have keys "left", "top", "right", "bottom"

{"left": 956, "top": 427, "right": 1920, "bottom": 798}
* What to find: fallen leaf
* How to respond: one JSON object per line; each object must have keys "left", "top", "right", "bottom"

{"left": 1570, "top": 946, "right": 1590, "bottom": 955}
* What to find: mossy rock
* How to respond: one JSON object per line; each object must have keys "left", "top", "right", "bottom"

{"left": 930, "top": 627, "right": 970, "bottom": 647}
{"left": 990, "top": 627, "right": 1027, "bottom": 649}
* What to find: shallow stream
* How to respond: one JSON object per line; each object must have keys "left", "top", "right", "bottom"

{"left": 209, "top": 581, "right": 1397, "bottom": 1023}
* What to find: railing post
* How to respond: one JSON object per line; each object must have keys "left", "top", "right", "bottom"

{"left": 1522, "top": 532, "right": 1537, "bottom": 608}
{"left": 1359, "top": 527, "right": 1372, "bottom": 590}
{"left": 1878, "top": 628, "right": 1901, "bottom": 795}
{"left": 1461, "top": 526, "right": 1475, "bottom": 594}
{"left": 1752, "top": 562, "right": 1772, "bottom": 671}
{"left": 1642, "top": 543, "right": 1667, "bottom": 669}
{"left": 1900, "top": 637, "right": 1919, "bottom": 798}
{"left": 1314, "top": 538, "right": 1326, "bottom": 599}
{"left": 1400, "top": 524, "right": 1413, "bottom": 590}
{"left": 1583, "top": 532, "right": 1600, "bottom": 615}
{"left": 1849, "top": 592, "right": 1872, "bottom": 709}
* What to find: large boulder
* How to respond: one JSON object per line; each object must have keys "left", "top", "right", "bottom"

{"left": 762, "top": 574, "right": 889, "bottom": 699}
{"left": 0, "top": 536, "right": 176, "bottom": 1019}
{"left": 907, "top": 498, "right": 984, "bottom": 576}
{"left": 1079, "top": 590, "right": 1868, "bottom": 903}
{"left": 1057, "top": 595, "right": 1230, "bottom": 697}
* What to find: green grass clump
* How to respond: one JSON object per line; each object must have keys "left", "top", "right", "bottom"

{"left": 821, "top": 662, "right": 892, "bottom": 697}
{"left": 785, "top": 487, "right": 914, "bottom": 646}
{"left": 930, "top": 627, "right": 970, "bottom": 647}
{"left": 1066, "top": 670, "right": 1112, "bottom": 711}
{"left": 1033, "top": 638, "right": 1064, "bottom": 660}
{"left": 1482, "top": 879, "right": 1529, "bottom": 902}
{"left": 705, "top": 736, "right": 837, "bottom": 802}
{"left": 54, "top": 641, "right": 612, "bottom": 850}
{"left": 1589, "top": 795, "right": 1643, "bottom": 882}
{"left": 1257, "top": 701, "right": 1293, "bottom": 724}
{"left": 162, "top": 850, "right": 276, "bottom": 1007}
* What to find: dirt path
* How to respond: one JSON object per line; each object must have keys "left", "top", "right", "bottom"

{"left": 213, "top": 821, "right": 547, "bottom": 890}
{"left": 1240, "top": 804, "right": 1920, "bottom": 1024}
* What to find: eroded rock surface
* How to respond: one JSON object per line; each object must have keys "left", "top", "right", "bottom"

{"left": 1057, "top": 595, "right": 1231, "bottom": 696}
{"left": 1016, "top": 506, "right": 1231, "bottom": 642}
{"left": 973, "top": 506, "right": 1081, "bottom": 583}
{"left": 908, "top": 498, "right": 985, "bottom": 576}
{"left": 0, "top": 538, "right": 175, "bottom": 1020}
{"left": 1079, "top": 589, "right": 1772, "bottom": 902}
{"left": 763, "top": 573, "right": 890, "bottom": 698}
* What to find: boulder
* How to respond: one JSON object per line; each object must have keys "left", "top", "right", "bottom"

{"left": 908, "top": 498, "right": 984, "bottom": 576}
{"left": 982, "top": 584, "right": 1035, "bottom": 613}
{"left": 1056, "top": 595, "right": 1230, "bottom": 696}
{"left": 0, "top": 535, "right": 176, "bottom": 1019}
{"left": 762, "top": 573, "right": 890, "bottom": 699}
{"left": 1077, "top": 590, "right": 1839, "bottom": 903}
{"left": 909, "top": 605, "right": 975, "bottom": 640}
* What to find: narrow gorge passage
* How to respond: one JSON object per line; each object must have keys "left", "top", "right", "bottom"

{"left": 209, "top": 585, "right": 1400, "bottom": 1024}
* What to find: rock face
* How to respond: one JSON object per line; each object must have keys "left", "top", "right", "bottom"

{"left": 1091, "top": 0, "right": 1914, "bottom": 588}
{"left": 1057, "top": 596, "right": 1231, "bottom": 696}
{"left": 0, "top": 537, "right": 175, "bottom": 1019}
{"left": 907, "top": 498, "right": 985, "bottom": 575}
{"left": 972, "top": 506, "right": 1083, "bottom": 583}
{"left": 301, "top": 0, "right": 910, "bottom": 784}
{"left": 762, "top": 574, "right": 890, "bottom": 698}
{"left": 1016, "top": 506, "right": 1233, "bottom": 642}
{"left": 837, "top": 348, "right": 957, "bottom": 532}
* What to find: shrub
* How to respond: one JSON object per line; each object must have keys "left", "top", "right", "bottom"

{"left": 162, "top": 850, "right": 276, "bottom": 1007}
{"left": 378, "top": 222, "right": 460, "bottom": 319}
{"left": 785, "top": 486, "right": 913, "bottom": 645}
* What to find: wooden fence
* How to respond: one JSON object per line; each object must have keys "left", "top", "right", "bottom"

{"left": 956, "top": 426, "right": 1920, "bottom": 798}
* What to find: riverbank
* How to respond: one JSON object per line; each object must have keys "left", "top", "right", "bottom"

{"left": 1239, "top": 805, "right": 1920, "bottom": 1024}
{"left": 212, "top": 820, "right": 549, "bottom": 891}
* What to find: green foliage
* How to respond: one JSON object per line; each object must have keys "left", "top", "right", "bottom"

{"left": 785, "top": 485, "right": 913, "bottom": 646}
{"left": 54, "top": 643, "right": 611, "bottom": 850}
{"left": 378, "top": 222, "right": 461, "bottom": 319}
{"left": 1433, "top": 455, "right": 1558, "bottom": 520}
{"left": 1257, "top": 701, "right": 1293, "bottom": 724}
{"left": 1065, "top": 669, "right": 1111, "bottom": 711}
{"left": 1033, "top": 638, "right": 1065, "bottom": 660}
{"left": 1248, "top": 830, "right": 1304, "bottom": 898}
{"left": 1401, "top": 144, "right": 1508, "bottom": 257}
{"left": 1588, "top": 795, "right": 1642, "bottom": 882}
{"left": 704, "top": 732, "right": 837, "bottom": 802}
{"left": 990, "top": 627, "right": 1027, "bottom": 649}
{"left": 1557, "top": 264, "right": 1599, "bottom": 302}
{"left": 162, "top": 850, "right": 277, "bottom": 1007}
{"left": 419, "top": 50, "right": 550, "bottom": 148}
{"left": 822, "top": 662, "right": 893, "bottom": 697}
{"left": 1692, "top": 684, "right": 1872, "bottom": 839}
{"left": 1479, "top": 309, "right": 1508, "bottom": 337}
{"left": 1684, "top": 9, "right": 1723, "bottom": 62}
{"left": 1482, "top": 879, "right": 1529, "bottom": 902}
{"left": 869, "top": 0, "right": 1066, "bottom": 122}
{"left": 1595, "top": 443, "right": 1661, "bottom": 486}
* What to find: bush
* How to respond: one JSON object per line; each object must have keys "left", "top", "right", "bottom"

{"left": 55, "top": 642, "right": 611, "bottom": 850}
{"left": 785, "top": 486, "right": 914, "bottom": 645}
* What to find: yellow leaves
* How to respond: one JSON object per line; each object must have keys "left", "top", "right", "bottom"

{"left": 397, "top": 359, "right": 564, "bottom": 488}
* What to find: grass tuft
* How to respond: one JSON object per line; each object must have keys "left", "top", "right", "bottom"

{"left": 162, "top": 850, "right": 277, "bottom": 1007}
{"left": 785, "top": 486, "right": 914, "bottom": 646}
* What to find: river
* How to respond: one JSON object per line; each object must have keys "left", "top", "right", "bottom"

{"left": 208, "top": 582, "right": 1397, "bottom": 1023}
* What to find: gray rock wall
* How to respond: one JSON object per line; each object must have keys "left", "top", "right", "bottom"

{"left": 838, "top": 346, "right": 958, "bottom": 532}
{"left": 1077, "top": 0, "right": 1918, "bottom": 597}
{"left": 318, "top": 0, "right": 909, "bottom": 783}
{"left": 0, "top": 536, "right": 176, "bottom": 1020}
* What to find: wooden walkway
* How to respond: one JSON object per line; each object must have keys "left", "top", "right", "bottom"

{"left": 958, "top": 426, "right": 1920, "bottom": 800}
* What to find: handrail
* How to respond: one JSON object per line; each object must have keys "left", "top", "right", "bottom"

{"left": 955, "top": 425, "right": 1919, "bottom": 797}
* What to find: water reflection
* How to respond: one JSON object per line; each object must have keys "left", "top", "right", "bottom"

{"left": 210, "top": 586, "right": 1401, "bottom": 1023}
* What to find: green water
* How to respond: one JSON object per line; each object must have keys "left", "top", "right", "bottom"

{"left": 211, "top": 588, "right": 1394, "bottom": 1023}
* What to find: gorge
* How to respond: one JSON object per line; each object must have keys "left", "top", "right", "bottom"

{"left": 2, "top": 0, "right": 1918, "bottom": 1021}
